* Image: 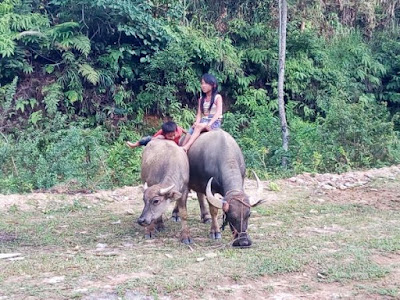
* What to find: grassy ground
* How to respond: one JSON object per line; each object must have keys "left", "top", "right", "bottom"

{"left": 0, "top": 173, "right": 399, "bottom": 300}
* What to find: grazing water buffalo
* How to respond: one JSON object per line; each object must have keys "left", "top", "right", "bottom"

{"left": 187, "top": 129, "right": 264, "bottom": 247}
{"left": 138, "top": 139, "right": 191, "bottom": 244}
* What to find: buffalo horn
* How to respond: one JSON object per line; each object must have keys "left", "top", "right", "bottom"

{"left": 159, "top": 184, "right": 175, "bottom": 196}
{"left": 206, "top": 177, "right": 223, "bottom": 209}
{"left": 249, "top": 171, "right": 264, "bottom": 206}
{"left": 143, "top": 182, "right": 148, "bottom": 191}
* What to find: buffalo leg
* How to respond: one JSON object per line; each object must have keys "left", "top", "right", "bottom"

{"left": 178, "top": 190, "right": 192, "bottom": 244}
{"left": 154, "top": 216, "right": 165, "bottom": 232}
{"left": 209, "top": 204, "right": 221, "bottom": 240}
{"left": 144, "top": 216, "right": 164, "bottom": 239}
{"left": 171, "top": 202, "right": 181, "bottom": 222}
{"left": 197, "top": 193, "right": 211, "bottom": 223}
{"left": 145, "top": 222, "right": 156, "bottom": 239}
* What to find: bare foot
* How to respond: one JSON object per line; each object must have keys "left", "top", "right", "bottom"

{"left": 126, "top": 141, "right": 139, "bottom": 148}
{"left": 181, "top": 146, "right": 188, "bottom": 153}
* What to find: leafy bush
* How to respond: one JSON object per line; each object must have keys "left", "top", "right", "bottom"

{"left": 1, "top": 0, "right": 400, "bottom": 193}
{"left": 0, "top": 117, "right": 142, "bottom": 193}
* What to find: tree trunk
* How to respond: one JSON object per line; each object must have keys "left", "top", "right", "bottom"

{"left": 278, "top": 0, "right": 289, "bottom": 167}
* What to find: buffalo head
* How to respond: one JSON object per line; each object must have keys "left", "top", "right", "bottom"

{"left": 206, "top": 172, "right": 264, "bottom": 247}
{"left": 137, "top": 183, "right": 182, "bottom": 226}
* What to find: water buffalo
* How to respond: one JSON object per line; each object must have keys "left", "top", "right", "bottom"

{"left": 138, "top": 139, "right": 191, "bottom": 244}
{"left": 187, "top": 129, "right": 263, "bottom": 247}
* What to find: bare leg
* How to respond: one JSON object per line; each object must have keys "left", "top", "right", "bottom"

{"left": 181, "top": 132, "right": 192, "bottom": 146}
{"left": 182, "top": 126, "right": 205, "bottom": 151}
{"left": 126, "top": 141, "right": 139, "bottom": 148}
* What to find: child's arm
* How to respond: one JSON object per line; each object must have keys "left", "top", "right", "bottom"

{"left": 152, "top": 129, "right": 163, "bottom": 137}
{"left": 193, "top": 98, "right": 202, "bottom": 126}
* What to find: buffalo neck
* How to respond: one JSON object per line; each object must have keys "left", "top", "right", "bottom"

{"left": 220, "top": 172, "right": 244, "bottom": 195}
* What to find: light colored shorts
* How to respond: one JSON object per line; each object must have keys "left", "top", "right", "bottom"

{"left": 188, "top": 115, "right": 221, "bottom": 135}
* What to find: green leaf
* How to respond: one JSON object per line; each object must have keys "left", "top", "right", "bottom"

{"left": 65, "top": 90, "right": 79, "bottom": 103}
{"left": 78, "top": 64, "right": 99, "bottom": 85}
{"left": 15, "top": 99, "right": 27, "bottom": 113}
{"left": 45, "top": 65, "right": 55, "bottom": 74}
{"left": 29, "top": 98, "right": 37, "bottom": 109}
{"left": 29, "top": 111, "right": 42, "bottom": 125}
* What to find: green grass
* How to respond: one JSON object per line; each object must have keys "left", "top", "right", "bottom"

{"left": 1, "top": 177, "right": 400, "bottom": 299}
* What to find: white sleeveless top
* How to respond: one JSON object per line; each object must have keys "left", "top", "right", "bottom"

{"left": 203, "top": 95, "right": 221, "bottom": 117}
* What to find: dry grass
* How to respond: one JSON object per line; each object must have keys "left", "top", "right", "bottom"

{"left": 0, "top": 175, "right": 400, "bottom": 299}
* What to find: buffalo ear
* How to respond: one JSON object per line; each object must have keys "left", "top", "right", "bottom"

{"left": 142, "top": 182, "right": 148, "bottom": 192}
{"left": 169, "top": 191, "right": 182, "bottom": 201}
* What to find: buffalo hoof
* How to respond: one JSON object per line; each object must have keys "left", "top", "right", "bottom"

{"left": 201, "top": 216, "right": 212, "bottom": 224}
{"left": 209, "top": 232, "right": 222, "bottom": 240}
{"left": 171, "top": 213, "right": 181, "bottom": 222}
{"left": 144, "top": 233, "right": 155, "bottom": 240}
{"left": 181, "top": 237, "right": 193, "bottom": 245}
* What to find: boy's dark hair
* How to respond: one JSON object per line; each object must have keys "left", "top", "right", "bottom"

{"left": 161, "top": 121, "right": 177, "bottom": 134}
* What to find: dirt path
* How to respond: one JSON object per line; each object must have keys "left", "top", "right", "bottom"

{"left": 1, "top": 165, "right": 399, "bottom": 212}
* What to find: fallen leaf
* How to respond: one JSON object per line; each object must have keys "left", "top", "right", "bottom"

{"left": 0, "top": 253, "right": 22, "bottom": 259}
{"left": 196, "top": 257, "right": 205, "bottom": 262}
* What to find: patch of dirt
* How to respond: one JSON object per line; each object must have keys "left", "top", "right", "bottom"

{"left": 286, "top": 165, "right": 400, "bottom": 190}
{"left": 203, "top": 275, "right": 360, "bottom": 300}
{"left": 322, "top": 186, "right": 400, "bottom": 210}
{"left": 282, "top": 164, "right": 400, "bottom": 210}
{"left": 0, "top": 232, "right": 17, "bottom": 242}
{"left": 0, "top": 186, "right": 142, "bottom": 214}
{"left": 78, "top": 272, "right": 154, "bottom": 290}
{"left": 1, "top": 165, "right": 398, "bottom": 213}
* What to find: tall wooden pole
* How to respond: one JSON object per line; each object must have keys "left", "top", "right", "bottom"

{"left": 278, "top": 0, "right": 289, "bottom": 167}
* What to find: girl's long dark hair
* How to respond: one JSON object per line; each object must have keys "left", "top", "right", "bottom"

{"left": 200, "top": 73, "right": 218, "bottom": 114}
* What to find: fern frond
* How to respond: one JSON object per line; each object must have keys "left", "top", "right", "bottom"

{"left": 237, "top": 75, "right": 256, "bottom": 87}
{"left": 61, "top": 51, "right": 76, "bottom": 63}
{"left": 78, "top": 64, "right": 99, "bottom": 85}
{"left": 22, "top": 63, "right": 33, "bottom": 74}
{"left": 244, "top": 48, "right": 269, "bottom": 64}
{"left": 0, "top": 3, "right": 14, "bottom": 16}
{"left": 1, "top": 76, "right": 18, "bottom": 110}
{"left": 8, "top": 13, "right": 49, "bottom": 31}
{"left": 61, "top": 35, "right": 91, "bottom": 57}
{"left": 98, "top": 70, "right": 115, "bottom": 88}
{"left": 0, "top": 34, "right": 15, "bottom": 57}
{"left": 48, "top": 22, "right": 79, "bottom": 42}
{"left": 42, "top": 83, "right": 63, "bottom": 115}
{"left": 58, "top": 68, "right": 82, "bottom": 90}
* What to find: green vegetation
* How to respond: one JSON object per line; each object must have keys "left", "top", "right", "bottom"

{"left": 1, "top": 0, "right": 400, "bottom": 193}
